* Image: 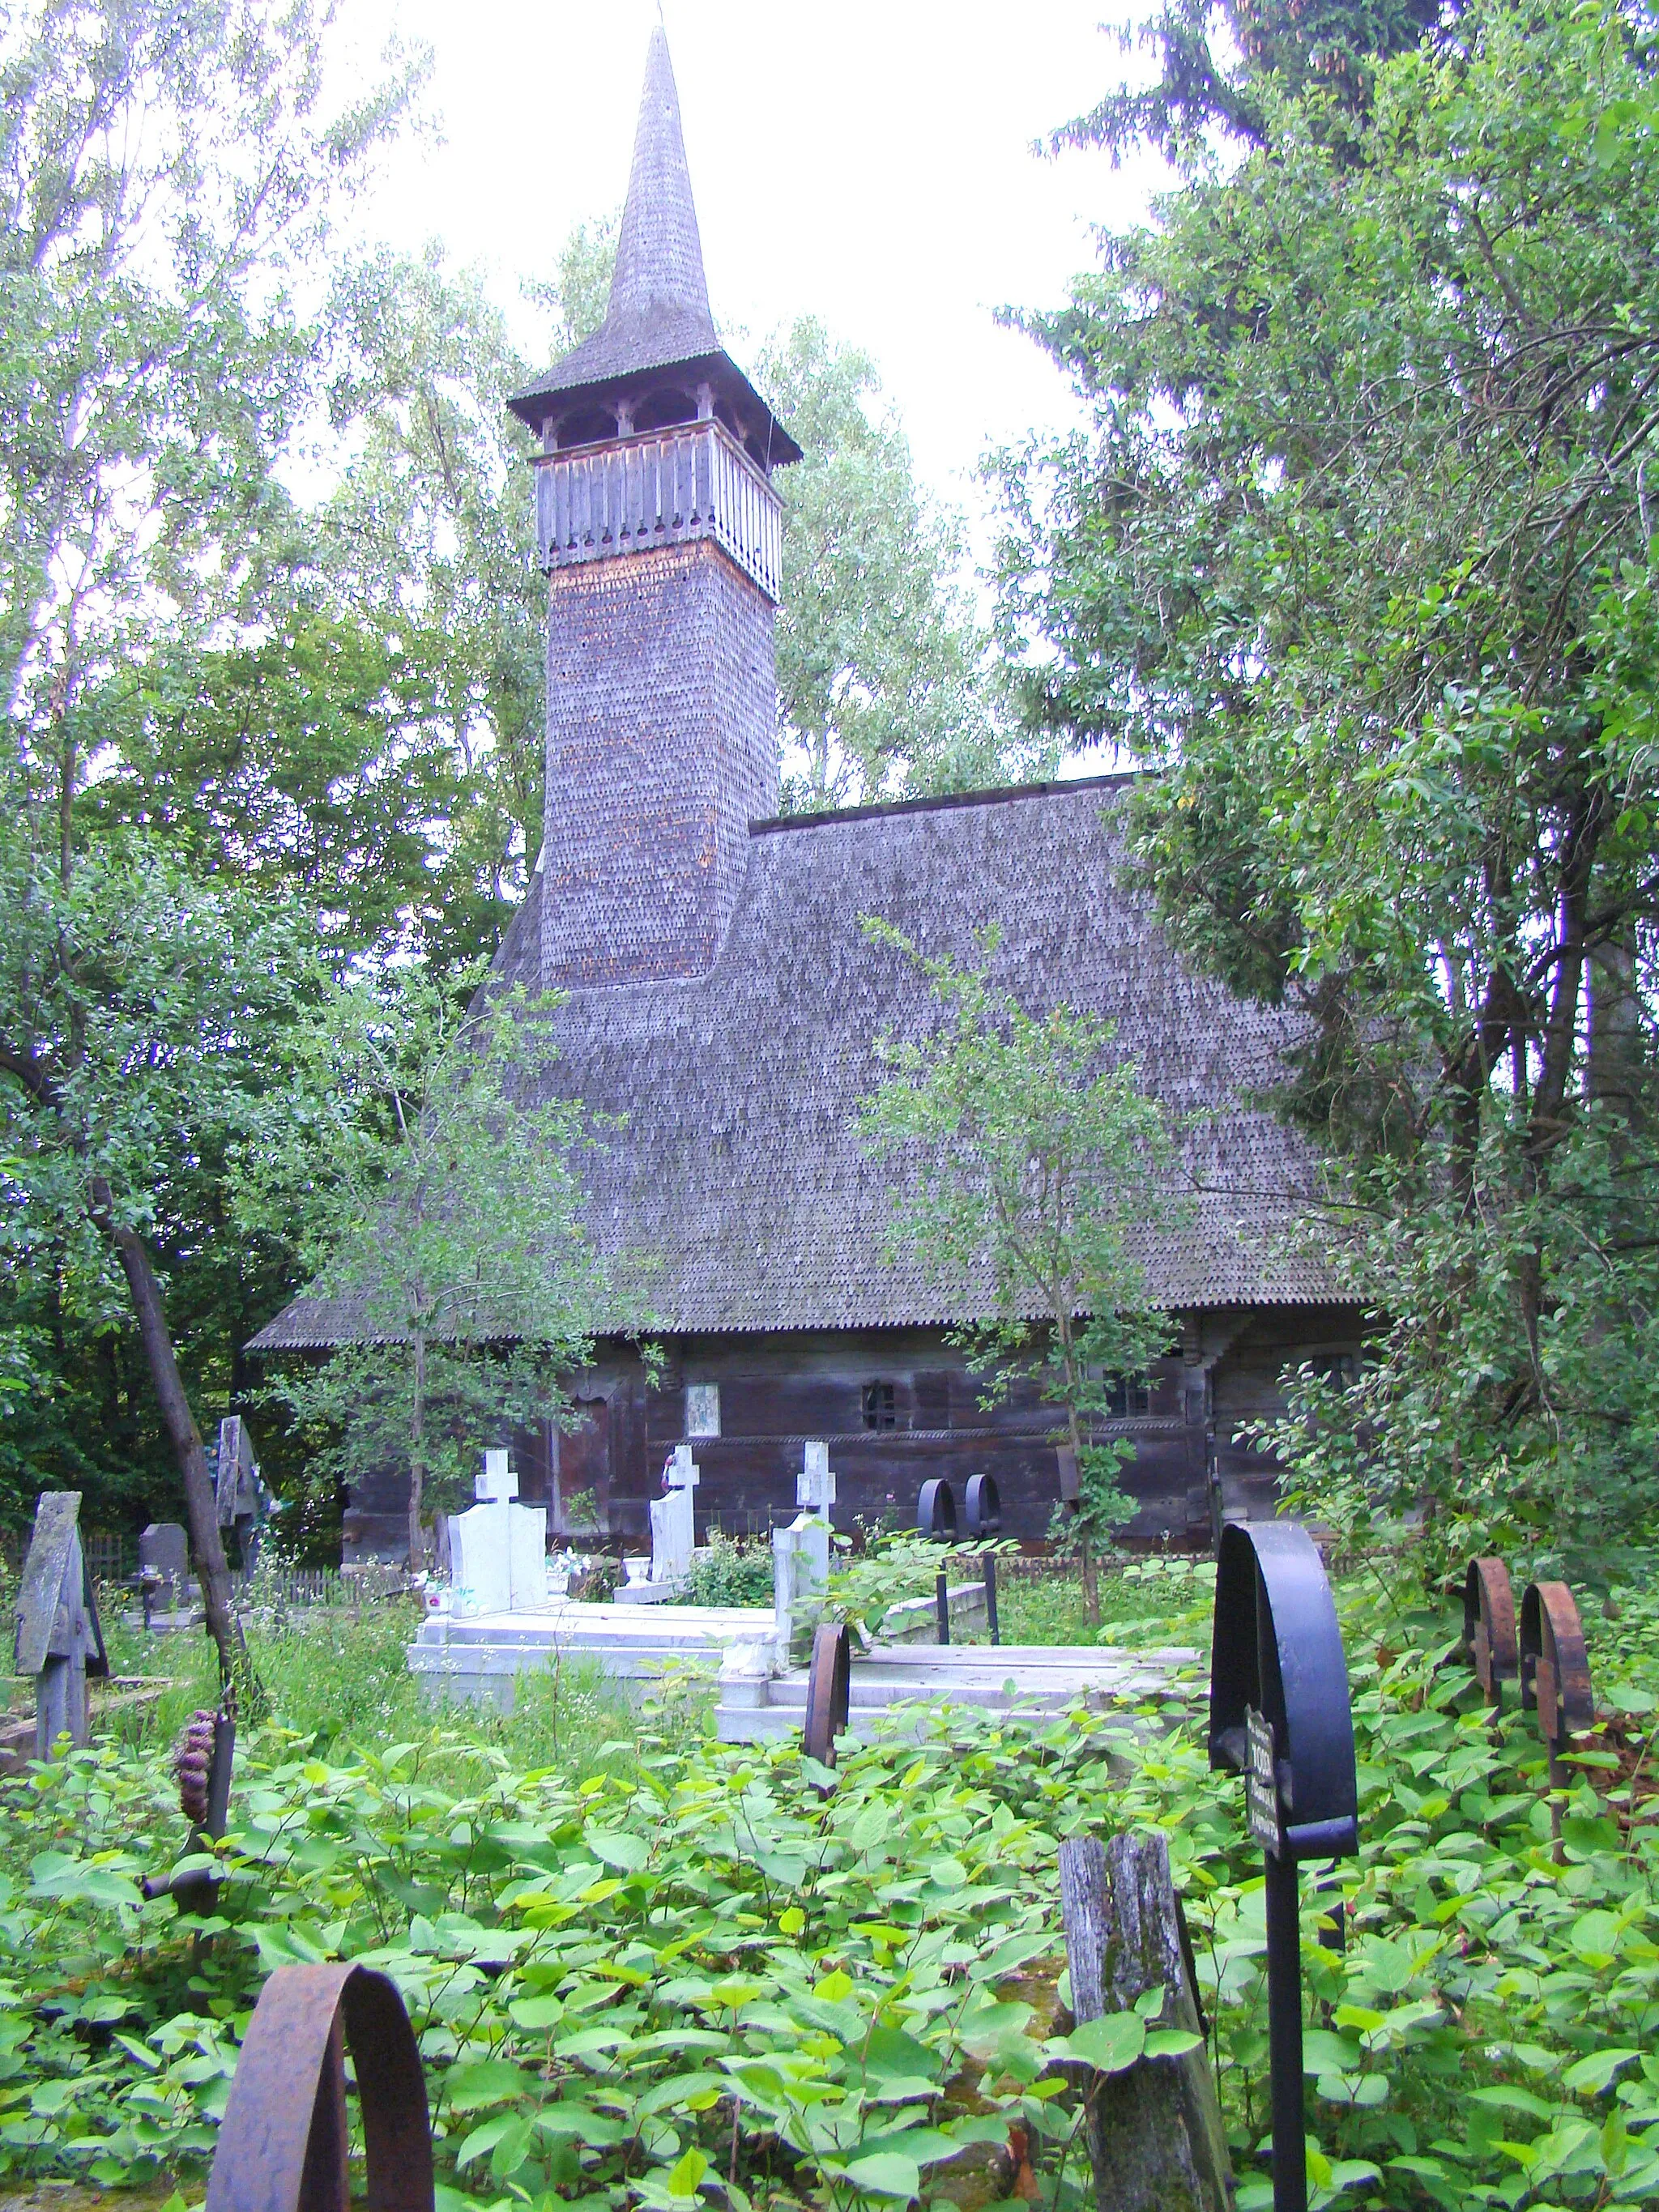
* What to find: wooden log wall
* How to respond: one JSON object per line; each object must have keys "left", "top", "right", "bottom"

{"left": 543, "top": 1309, "right": 1363, "bottom": 1551}
{"left": 339, "top": 1306, "right": 1364, "bottom": 1562}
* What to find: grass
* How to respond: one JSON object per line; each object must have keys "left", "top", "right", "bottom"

{"left": 79, "top": 1551, "right": 1202, "bottom": 1788}
{"left": 93, "top": 1588, "right": 655, "bottom": 1784}
{"left": 972, "top": 1552, "right": 1218, "bottom": 1648}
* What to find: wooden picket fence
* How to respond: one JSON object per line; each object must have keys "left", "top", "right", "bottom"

{"left": 232, "top": 1564, "right": 413, "bottom": 1609}
{"left": 70, "top": 1545, "right": 411, "bottom": 1614}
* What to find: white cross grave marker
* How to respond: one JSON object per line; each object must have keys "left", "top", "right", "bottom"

{"left": 476, "top": 1447, "right": 517, "bottom": 1502}
{"left": 775, "top": 1439, "right": 836, "bottom": 1657}
{"left": 650, "top": 1446, "right": 699, "bottom": 1592}
{"left": 451, "top": 1448, "right": 547, "bottom": 1617}
{"left": 797, "top": 1441, "right": 836, "bottom": 1515}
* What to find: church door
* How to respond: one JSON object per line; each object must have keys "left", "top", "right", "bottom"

{"left": 554, "top": 1399, "right": 612, "bottom": 1536}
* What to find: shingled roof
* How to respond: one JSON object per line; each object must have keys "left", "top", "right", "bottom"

{"left": 506, "top": 28, "right": 801, "bottom": 464}
{"left": 249, "top": 778, "right": 1353, "bottom": 1352}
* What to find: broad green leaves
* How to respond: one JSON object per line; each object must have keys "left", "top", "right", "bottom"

{"left": 0, "top": 1568, "right": 1654, "bottom": 2212}
{"left": 1053, "top": 2011, "right": 1145, "bottom": 2073}
{"left": 586, "top": 1827, "right": 651, "bottom": 1873}
{"left": 28, "top": 1853, "right": 142, "bottom": 1913}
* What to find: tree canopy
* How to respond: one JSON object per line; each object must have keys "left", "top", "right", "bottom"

{"left": 249, "top": 975, "right": 603, "bottom": 1563}
{"left": 0, "top": 0, "right": 418, "bottom": 1617}
{"left": 1001, "top": 0, "right": 1659, "bottom": 1561}
{"left": 759, "top": 320, "right": 1049, "bottom": 811}
{"left": 858, "top": 923, "right": 1174, "bottom": 1611}
{"left": 0, "top": 0, "right": 1036, "bottom": 1548}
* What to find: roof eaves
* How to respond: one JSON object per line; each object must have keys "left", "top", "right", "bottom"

{"left": 748, "top": 770, "right": 1139, "bottom": 838}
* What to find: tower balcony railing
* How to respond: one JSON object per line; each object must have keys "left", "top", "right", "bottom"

{"left": 532, "top": 419, "right": 783, "bottom": 604}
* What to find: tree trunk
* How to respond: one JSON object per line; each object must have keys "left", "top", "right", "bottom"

{"left": 1588, "top": 922, "right": 1645, "bottom": 1136}
{"left": 101, "top": 1193, "right": 262, "bottom": 1715}
{"left": 408, "top": 1328, "right": 428, "bottom": 1569}
{"left": 1068, "top": 1403, "right": 1100, "bottom": 1625}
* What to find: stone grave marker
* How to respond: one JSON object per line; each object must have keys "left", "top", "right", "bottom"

{"left": 648, "top": 1444, "right": 699, "bottom": 1593}
{"left": 450, "top": 1451, "right": 548, "bottom": 1618}
{"left": 795, "top": 1441, "right": 835, "bottom": 1590}
{"left": 774, "top": 1440, "right": 836, "bottom": 1657}
{"left": 139, "top": 1521, "right": 191, "bottom": 1618}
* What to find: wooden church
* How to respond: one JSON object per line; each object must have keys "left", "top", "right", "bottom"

{"left": 252, "top": 28, "right": 1361, "bottom": 1558}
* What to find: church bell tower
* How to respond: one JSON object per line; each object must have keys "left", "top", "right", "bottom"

{"left": 509, "top": 28, "right": 800, "bottom": 991}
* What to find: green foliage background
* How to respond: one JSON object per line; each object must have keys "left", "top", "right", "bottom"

{"left": 1000, "top": 0, "right": 1659, "bottom": 1566}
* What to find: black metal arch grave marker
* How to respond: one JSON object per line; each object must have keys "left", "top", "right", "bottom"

{"left": 1210, "top": 1521, "right": 1358, "bottom": 2212}
{"left": 965, "top": 1476, "right": 1003, "bottom": 1644}
{"left": 965, "top": 1473, "right": 1000, "bottom": 1538}
{"left": 916, "top": 1478, "right": 956, "bottom": 1540}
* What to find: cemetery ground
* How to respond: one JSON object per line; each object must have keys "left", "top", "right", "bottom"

{"left": 0, "top": 1556, "right": 1656, "bottom": 2212}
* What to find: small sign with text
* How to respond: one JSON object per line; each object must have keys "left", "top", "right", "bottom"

{"left": 1246, "top": 1706, "right": 1282, "bottom": 1856}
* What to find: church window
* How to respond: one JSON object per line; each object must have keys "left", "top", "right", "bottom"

{"left": 862, "top": 1382, "right": 898, "bottom": 1430}
{"left": 1102, "top": 1375, "right": 1153, "bottom": 1419}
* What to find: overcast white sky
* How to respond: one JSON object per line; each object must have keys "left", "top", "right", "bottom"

{"left": 338, "top": 0, "right": 1157, "bottom": 526}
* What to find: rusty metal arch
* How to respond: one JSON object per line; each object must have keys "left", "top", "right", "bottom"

{"left": 1462, "top": 1558, "right": 1517, "bottom": 1706}
{"left": 1519, "top": 1581, "right": 1595, "bottom": 1765}
{"left": 207, "top": 1963, "right": 433, "bottom": 2212}
{"left": 803, "top": 1622, "right": 851, "bottom": 1770}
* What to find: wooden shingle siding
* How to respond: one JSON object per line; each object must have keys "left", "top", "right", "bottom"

{"left": 536, "top": 538, "right": 777, "bottom": 991}
{"left": 518, "top": 781, "right": 1354, "bottom": 1332}
{"left": 258, "top": 783, "right": 1365, "bottom": 1354}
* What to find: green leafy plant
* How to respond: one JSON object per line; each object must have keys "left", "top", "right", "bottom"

{"left": 821, "top": 1531, "right": 954, "bottom": 1645}
{"left": 859, "top": 923, "right": 1177, "bottom": 1620}
{"left": 1001, "top": 0, "right": 1659, "bottom": 1567}
{"left": 249, "top": 972, "right": 607, "bottom": 1562}
{"left": 684, "top": 1530, "right": 773, "bottom": 1609}
{"left": 0, "top": 1565, "right": 1653, "bottom": 2212}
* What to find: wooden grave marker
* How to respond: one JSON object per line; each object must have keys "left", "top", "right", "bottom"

{"left": 1057, "top": 1830, "right": 1231, "bottom": 2211}
{"left": 215, "top": 1417, "right": 271, "bottom": 1574}
{"left": 14, "top": 1491, "right": 109, "bottom": 1759}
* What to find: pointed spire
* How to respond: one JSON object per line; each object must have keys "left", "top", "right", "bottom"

{"left": 607, "top": 26, "right": 716, "bottom": 348}
{"left": 507, "top": 24, "right": 800, "bottom": 465}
